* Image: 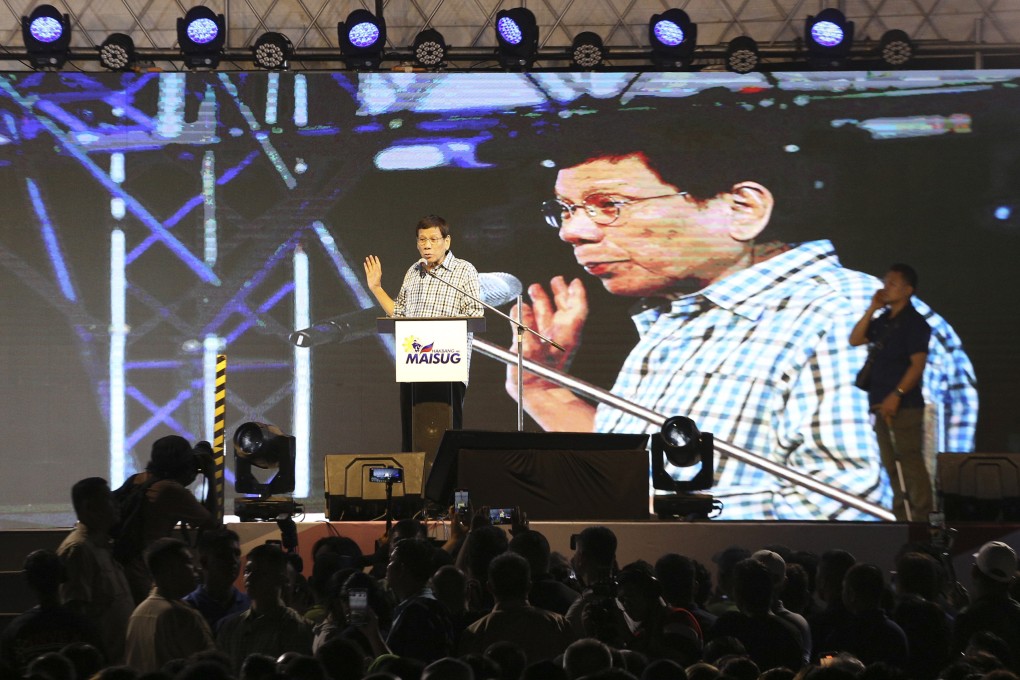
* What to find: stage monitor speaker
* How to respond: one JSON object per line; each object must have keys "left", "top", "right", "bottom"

{"left": 425, "top": 430, "right": 649, "bottom": 506}
{"left": 324, "top": 452, "right": 426, "bottom": 521}
{"left": 457, "top": 448, "right": 649, "bottom": 520}
{"left": 938, "top": 452, "right": 1020, "bottom": 521}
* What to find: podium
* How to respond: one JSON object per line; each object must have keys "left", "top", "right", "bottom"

{"left": 378, "top": 316, "right": 486, "bottom": 467}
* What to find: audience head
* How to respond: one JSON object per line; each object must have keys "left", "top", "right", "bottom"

{"left": 487, "top": 551, "right": 531, "bottom": 603}
{"left": 278, "top": 654, "right": 327, "bottom": 680}
{"left": 842, "top": 563, "right": 886, "bottom": 614}
{"left": 732, "top": 557, "right": 774, "bottom": 615}
{"left": 422, "top": 657, "right": 474, "bottom": 680}
{"left": 430, "top": 564, "right": 467, "bottom": 616}
{"left": 640, "top": 659, "right": 684, "bottom": 680}
{"left": 816, "top": 550, "right": 856, "bottom": 605}
{"left": 713, "top": 546, "right": 752, "bottom": 598}
{"left": 466, "top": 525, "right": 510, "bottom": 583}
{"left": 572, "top": 526, "right": 618, "bottom": 586}
{"left": 752, "top": 550, "right": 787, "bottom": 592}
{"left": 716, "top": 655, "right": 759, "bottom": 680}
{"left": 387, "top": 536, "right": 438, "bottom": 599}
{"left": 316, "top": 637, "right": 367, "bottom": 680}
{"left": 60, "top": 643, "right": 104, "bottom": 680}
{"left": 563, "top": 638, "right": 613, "bottom": 680}
{"left": 175, "top": 660, "right": 233, "bottom": 680}
{"left": 654, "top": 553, "right": 697, "bottom": 607}
{"left": 244, "top": 543, "right": 290, "bottom": 602}
{"left": 240, "top": 654, "right": 278, "bottom": 680}
{"left": 972, "top": 541, "right": 1017, "bottom": 591}
{"left": 144, "top": 538, "right": 198, "bottom": 599}
{"left": 24, "top": 652, "right": 75, "bottom": 680}
{"left": 146, "top": 435, "right": 199, "bottom": 484}
{"left": 893, "top": 551, "right": 941, "bottom": 600}
{"left": 509, "top": 530, "right": 553, "bottom": 578}
{"left": 522, "top": 660, "right": 567, "bottom": 680}
{"left": 311, "top": 535, "right": 364, "bottom": 566}
{"left": 615, "top": 566, "right": 663, "bottom": 623}
{"left": 195, "top": 528, "right": 242, "bottom": 589}
{"left": 485, "top": 641, "right": 527, "bottom": 680}
{"left": 703, "top": 637, "right": 747, "bottom": 666}
{"left": 780, "top": 563, "right": 812, "bottom": 614}
{"left": 685, "top": 662, "right": 721, "bottom": 680}
{"left": 70, "top": 477, "right": 118, "bottom": 533}
{"left": 461, "top": 653, "right": 501, "bottom": 680}
{"left": 23, "top": 549, "right": 65, "bottom": 597}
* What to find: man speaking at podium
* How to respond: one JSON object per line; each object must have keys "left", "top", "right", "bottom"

{"left": 364, "top": 215, "right": 483, "bottom": 451}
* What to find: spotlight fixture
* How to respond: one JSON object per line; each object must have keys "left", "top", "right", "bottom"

{"left": 413, "top": 28, "right": 447, "bottom": 69}
{"left": 338, "top": 9, "right": 386, "bottom": 70}
{"left": 651, "top": 416, "right": 718, "bottom": 519}
{"left": 571, "top": 31, "right": 606, "bottom": 70}
{"left": 177, "top": 6, "right": 226, "bottom": 69}
{"left": 879, "top": 29, "right": 914, "bottom": 68}
{"left": 805, "top": 8, "right": 854, "bottom": 68}
{"left": 726, "top": 35, "right": 760, "bottom": 73}
{"left": 21, "top": 4, "right": 71, "bottom": 70}
{"left": 98, "top": 33, "right": 136, "bottom": 72}
{"left": 253, "top": 32, "right": 293, "bottom": 70}
{"left": 494, "top": 7, "right": 539, "bottom": 71}
{"left": 649, "top": 9, "right": 698, "bottom": 69}
{"left": 233, "top": 421, "right": 301, "bottom": 521}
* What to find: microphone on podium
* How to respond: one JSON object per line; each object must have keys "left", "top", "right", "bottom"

{"left": 289, "top": 271, "right": 523, "bottom": 347}
{"left": 418, "top": 258, "right": 428, "bottom": 278}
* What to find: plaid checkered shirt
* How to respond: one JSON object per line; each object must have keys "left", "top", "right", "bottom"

{"left": 595, "top": 240, "right": 978, "bottom": 520}
{"left": 393, "top": 250, "right": 483, "bottom": 382}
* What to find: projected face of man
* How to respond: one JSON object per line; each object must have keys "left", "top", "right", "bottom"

{"left": 553, "top": 154, "right": 774, "bottom": 297}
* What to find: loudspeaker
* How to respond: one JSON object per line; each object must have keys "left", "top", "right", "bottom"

{"left": 425, "top": 429, "right": 649, "bottom": 505}
{"left": 456, "top": 447, "right": 649, "bottom": 520}
{"left": 324, "top": 452, "right": 426, "bottom": 521}
{"left": 938, "top": 453, "right": 1020, "bottom": 521}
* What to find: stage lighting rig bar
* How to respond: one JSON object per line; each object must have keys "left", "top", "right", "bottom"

{"left": 1, "top": 41, "right": 1018, "bottom": 72}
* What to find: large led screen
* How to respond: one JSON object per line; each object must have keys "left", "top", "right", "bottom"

{"left": 1, "top": 70, "right": 1018, "bottom": 523}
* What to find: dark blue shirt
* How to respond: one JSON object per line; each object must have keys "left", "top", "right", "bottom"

{"left": 866, "top": 302, "right": 931, "bottom": 408}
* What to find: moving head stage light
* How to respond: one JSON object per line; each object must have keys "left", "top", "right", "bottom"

{"left": 233, "top": 421, "right": 302, "bottom": 521}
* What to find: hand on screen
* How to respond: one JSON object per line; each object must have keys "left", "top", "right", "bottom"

{"left": 506, "top": 276, "right": 588, "bottom": 395}
{"left": 363, "top": 255, "right": 383, "bottom": 290}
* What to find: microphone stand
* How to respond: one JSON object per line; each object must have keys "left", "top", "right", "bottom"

{"left": 422, "top": 264, "right": 564, "bottom": 432}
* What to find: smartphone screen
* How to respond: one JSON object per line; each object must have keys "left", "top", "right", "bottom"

{"left": 454, "top": 489, "right": 469, "bottom": 513}
{"left": 489, "top": 507, "right": 514, "bottom": 525}
{"left": 347, "top": 588, "right": 368, "bottom": 624}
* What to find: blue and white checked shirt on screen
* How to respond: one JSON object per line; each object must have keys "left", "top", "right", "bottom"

{"left": 595, "top": 240, "right": 978, "bottom": 520}
{"left": 393, "top": 251, "right": 483, "bottom": 381}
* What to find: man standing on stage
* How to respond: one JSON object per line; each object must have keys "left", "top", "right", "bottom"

{"left": 506, "top": 143, "right": 976, "bottom": 520}
{"left": 849, "top": 264, "right": 933, "bottom": 521}
{"left": 364, "top": 214, "right": 483, "bottom": 451}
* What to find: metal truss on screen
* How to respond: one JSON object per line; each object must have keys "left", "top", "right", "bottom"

{"left": 0, "top": 72, "right": 393, "bottom": 495}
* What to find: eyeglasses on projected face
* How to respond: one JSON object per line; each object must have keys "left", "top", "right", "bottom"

{"left": 541, "top": 192, "right": 688, "bottom": 229}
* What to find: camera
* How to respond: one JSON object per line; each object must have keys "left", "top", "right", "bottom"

{"left": 347, "top": 588, "right": 368, "bottom": 624}
{"left": 454, "top": 489, "right": 469, "bottom": 515}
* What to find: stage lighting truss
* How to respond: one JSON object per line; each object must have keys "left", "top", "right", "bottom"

{"left": 253, "top": 32, "right": 293, "bottom": 70}
{"left": 177, "top": 6, "right": 226, "bottom": 69}
{"left": 726, "top": 35, "right": 760, "bottom": 73}
{"left": 338, "top": 9, "right": 386, "bottom": 70}
{"left": 21, "top": 4, "right": 71, "bottom": 70}
{"left": 413, "top": 29, "right": 447, "bottom": 68}
{"left": 879, "top": 29, "right": 914, "bottom": 68}
{"left": 98, "top": 33, "right": 136, "bottom": 71}
{"left": 571, "top": 32, "right": 606, "bottom": 69}
{"left": 805, "top": 8, "right": 854, "bottom": 68}
{"left": 495, "top": 7, "right": 539, "bottom": 71}
{"left": 649, "top": 8, "right": 698, "bottom": 69}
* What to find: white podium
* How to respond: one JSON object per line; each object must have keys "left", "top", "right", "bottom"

{"left": 377, "top": 316, "right": 486, "bottom": 462}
